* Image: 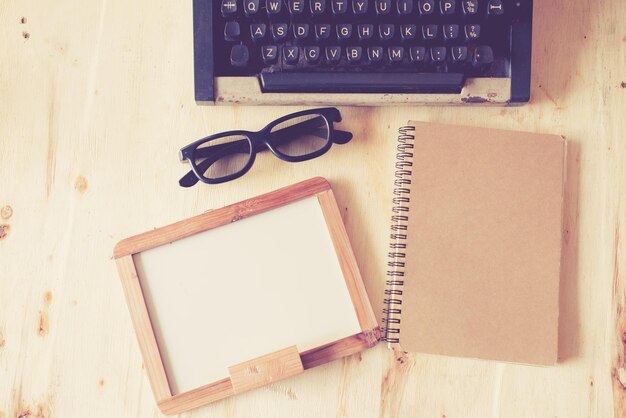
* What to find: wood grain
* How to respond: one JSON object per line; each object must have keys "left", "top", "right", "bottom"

{"left": 113, "top": 177, "right": 330, "bottom": 258}
{"left": 0, "top": 0, "right": 624, "bottom": 416}
{"left": 300, "top": 332, "right": 380, "bottom": 370}
{"left": 157, "top": 378, "right": 235, "bottom": 415}
{"left": 115, "top": 256, "right": 172, "bottom": 401}
{"left": 155, "top": 333, "right": 378, "bottom": 414}
{"left": 228, "top": 346, "right": 304, "bottom": 395}
{"left": 318, "top": 189, "right": 379, "bottom": 333}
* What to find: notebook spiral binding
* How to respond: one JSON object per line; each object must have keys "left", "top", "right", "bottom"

{"left": 382, "top": 125, "right": 415, "bottom": 345}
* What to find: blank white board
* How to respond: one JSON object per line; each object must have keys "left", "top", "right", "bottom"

{"left": 133, "top": 195, "right": 362, "bottom": 394}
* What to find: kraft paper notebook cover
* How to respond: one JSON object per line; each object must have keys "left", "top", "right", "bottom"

{"left": 384, "top": 122, "right": 565, "bottom": 365}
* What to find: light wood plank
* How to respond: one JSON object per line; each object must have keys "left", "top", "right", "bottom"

{"left": 157, "top": 378, "right": 234, "bottom": 415}
{"left": 113, "top": 177, "right": 330, "bottom": 258}
{"left": 300, "top": 332, "right": 380, "bottom": 370}
{"left": 0, "top": 0, "right": 624, "bottom": 416}
{"left": 156, "top": 333, "right": 376, "bottom": 414}
{"left": 115, "top": 256, "right": 172, "bottom": 401}
{"left": 228, "top": 346, "right": 304, "bottom": 394}
{"left": 318, "top": 189, "right": 379, "bottom": 333}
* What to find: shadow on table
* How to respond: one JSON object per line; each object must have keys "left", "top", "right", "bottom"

{"left": 530, "top": 1, "right": 596, "bottom": 106}
{"left": 558, "top": 139, "right": 581, "bottom": 362}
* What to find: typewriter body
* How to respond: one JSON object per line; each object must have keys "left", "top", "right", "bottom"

{"left": 192, "top": 0, "right": 533, "bottom": 105}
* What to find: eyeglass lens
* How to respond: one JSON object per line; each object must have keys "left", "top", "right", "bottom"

{"left": 269, "top": 114, "right": 330, "bottom": 157}
{"left": 193, "top": 134, "right": 252, "bottom": 180}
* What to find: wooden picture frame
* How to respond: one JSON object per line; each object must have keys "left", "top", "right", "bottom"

{"left": 113, "top": 177, "right": 380, "bottom": 415}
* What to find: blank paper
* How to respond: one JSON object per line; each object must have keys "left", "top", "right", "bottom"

{"left": 133, "top": 196, "right": 362, "bottom": 394}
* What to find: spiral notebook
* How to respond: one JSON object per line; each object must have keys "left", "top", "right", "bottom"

{"left": 383, "top": 122, "right": 566, "bottom": 365}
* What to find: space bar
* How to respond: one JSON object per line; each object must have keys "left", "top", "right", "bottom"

{"left": 259, "top": 72, "right": 465, "bottom": 94}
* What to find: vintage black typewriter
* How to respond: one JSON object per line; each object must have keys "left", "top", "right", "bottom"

{"left": 192, "top": 0, "right": 533, "bottom": 105}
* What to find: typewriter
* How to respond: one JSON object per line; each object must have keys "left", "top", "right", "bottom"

{"left": 192, "top": 0, "right": 533, "bottom": 105}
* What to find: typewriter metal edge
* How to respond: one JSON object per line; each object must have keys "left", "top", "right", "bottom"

{"left": 192, "top": 0, "right": 533, "bottom": 106}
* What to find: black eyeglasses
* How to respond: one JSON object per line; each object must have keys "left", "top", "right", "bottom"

{"left": 179, "top": 107, "right": 352, "bottom": 187}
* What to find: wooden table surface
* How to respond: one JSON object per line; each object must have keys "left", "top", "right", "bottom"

{"left": 1, "top": 0, "right": 625, "bottom": 417}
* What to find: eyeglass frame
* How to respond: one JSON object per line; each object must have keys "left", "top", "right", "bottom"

{"left": 178, "top": 107, "right": 352, "bottom": 186}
